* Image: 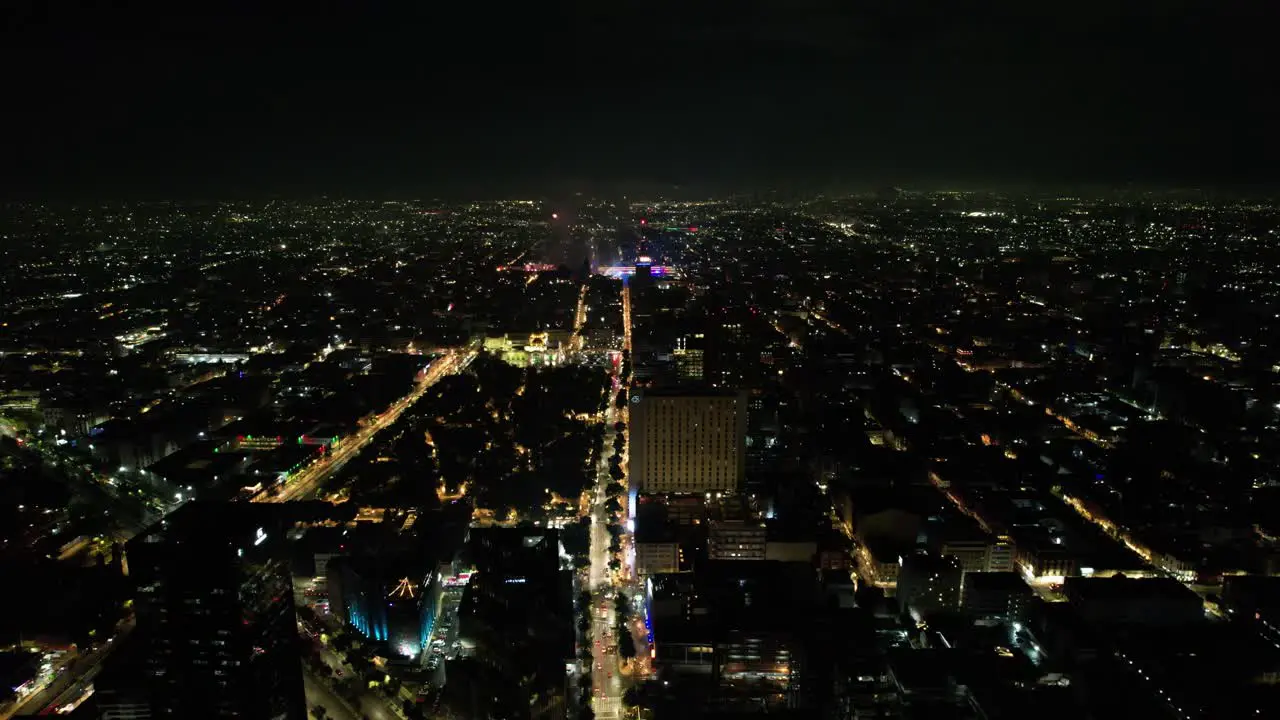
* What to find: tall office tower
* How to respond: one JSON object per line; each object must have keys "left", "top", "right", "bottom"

{"left": 673, "top": 333, "right": 706, "bottom": 382}
{"left": 897, "top": 552, "right": 963, "bottom": 620}
{"left": 631, "top": 388, "right": 747, "bottom": 494}
{"left": 127, "top": 503, "right": 305, "bottom": 719}
{"left": 458, "top": 528, "right": 574, "bottom": 720}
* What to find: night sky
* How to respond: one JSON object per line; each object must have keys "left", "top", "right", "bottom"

{"left": 2, "top": 2, "right": 1273, "bottom": 198}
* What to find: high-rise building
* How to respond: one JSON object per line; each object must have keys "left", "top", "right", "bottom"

{"left": 127, "top": 503, "right": 305, "bottom": 719}
{"left": 634, "top": 501, "right": 683, "bottom": 576}
{"left": 897, "top": 552, "right": 963, "bottom": 620}
{"left": 630, "top": 388, "right": 747, "bottom": 494}
{"left": 459, "top": 528, "right": 574, "bottom": 719}
{"left": 673, "top": 334, "right": 705, "bottom": 382}
{"left": 646, "top": 561, "right": 815, "bottom": 711}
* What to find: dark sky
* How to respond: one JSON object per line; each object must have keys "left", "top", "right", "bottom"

{"left": 2, "top": 1, "right": 1274, "bottom": 198}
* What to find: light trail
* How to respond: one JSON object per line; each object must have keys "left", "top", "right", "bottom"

{"left": 3, "top": 617, "right": 135, "bottom": 720}
{"left": 586, "top": 278, "right": 637, "bottom": 720}
{"left": 621, "top": 283, "right": 632, "bottom": 356}
{"left": 588, "top": 401, "right": 625, "bottom": 719}
{"left": 572, "top": 283, "right": 589, "bottom": 351}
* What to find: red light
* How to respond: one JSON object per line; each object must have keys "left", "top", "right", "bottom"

{"left": 640, "top": 219, "right": 647, "bottom": 225}
{"left": 688, "top": 227, "right": 698, "bottom": 232}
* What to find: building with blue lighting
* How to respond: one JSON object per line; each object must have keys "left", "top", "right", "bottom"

{"left": 320, "top": 505, "right": 468, "bottom": 661}
{"left": 327, "top": 555, "right": 443, "bottom": 659}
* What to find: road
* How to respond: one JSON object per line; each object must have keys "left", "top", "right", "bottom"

{"left": 621, "top": 282, "right": 632, "bottom": 355}
{"left": 425, "top": 585, "right": 468, "bottom": 687}
{"left": 3, "top": 617, "right": 134, "bottom": 719}
{"left": 588, "top": 279, "right": 635, "bottom": 720}
{"left": 256, "top": 349, "right": 476, "bottom": 503}
{"left": 589, "top": 426, "right": 625, "bottom": 720}
{"left": 572, "top": 283, "right": 589, "bottom": 351}
{"left": 589, "top": 402, "right": 619, "bottom": 593}
{"left": 303, "top": 668, "right": 363, "bottom": 720}
{"left": 613, "top": 277, "right": 655, "bottom": 684}
{"left": 303, "top": 632, "right": 403, "bottom": 720}
{"left": 299, "top": 596, "right": 410, "bottom": 720}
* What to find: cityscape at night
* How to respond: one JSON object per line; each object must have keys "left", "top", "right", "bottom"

{"left": 1, "top": 4, "right": 1277, "bottom": 720}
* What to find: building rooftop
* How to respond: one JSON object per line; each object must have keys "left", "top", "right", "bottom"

{"left": 0, "top": 651, "right": 41, "bottom": 694}
{"left": 962, "top": 571, "right": 1034, "bottom": 594}
{"left": 1063, "top": 575, "right": 1198, "bottom": 603}
{"left": 635, "top": 386, "right": 743, "bottom": 398}
{"left": 131, "top": 500, "right": 288, "bottom": 545}
{"left": 1223, "top": 575, "right": 1280, "bottom": 613}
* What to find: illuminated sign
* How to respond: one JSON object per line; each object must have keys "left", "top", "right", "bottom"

{"left": 443, "top": 572, "right": 475, "bottom": 587}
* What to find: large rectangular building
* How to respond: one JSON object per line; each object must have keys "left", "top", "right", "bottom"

{"left": 1063, "top": 576, "right": 1203, "bottom": 626}
{"left": 127, "top": 503, "right": 305, "bottom": 719}
{"left": 961, "top": 571, "right": 1035, "bottom": 621}
{"left": 708, "top": 520, "right": 766, "bottom": 561}
{"left": 630, "top": 389, "right": 747, "bottom": 493}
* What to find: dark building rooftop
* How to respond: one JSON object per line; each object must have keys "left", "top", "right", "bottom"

{"left": 1063, "top": 575, "right": 1197, "bottom": 604}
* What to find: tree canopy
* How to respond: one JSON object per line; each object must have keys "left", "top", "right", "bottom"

{"left": 340, "top": 358, "right": 612, "bottom": 519}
